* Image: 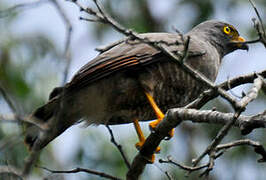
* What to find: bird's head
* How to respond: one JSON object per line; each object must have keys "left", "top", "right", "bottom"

{"left": 188, "top": 20, "right": 249, "bottom": 57}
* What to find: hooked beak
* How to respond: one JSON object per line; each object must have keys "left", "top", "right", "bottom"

{"left": 230, "top": 36, "right": 249, "bottom": 51}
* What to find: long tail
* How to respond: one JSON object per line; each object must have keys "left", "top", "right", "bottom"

{"left": 24, "top": 87, "right": 67, "bottom": 150}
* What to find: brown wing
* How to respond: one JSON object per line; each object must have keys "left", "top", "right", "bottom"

{"left": 66, "top": 33, "right": 184, "bottom": 91}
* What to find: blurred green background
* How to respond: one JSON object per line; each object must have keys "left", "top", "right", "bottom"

{"left": 0, "top": 0, "right": 266, "bottom": 179}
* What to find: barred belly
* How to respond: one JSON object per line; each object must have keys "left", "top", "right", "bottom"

{"left": 104, "top": 61, "right": 211, "bottom": 124}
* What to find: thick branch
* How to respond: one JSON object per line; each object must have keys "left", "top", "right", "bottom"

{"left": 126, "top": 108, "right": 266, "bottom": 178}
{"left": 159, "top": 108, "right": 266, "bottom": 134}
{"left": 127, "top": 76, "right": 264, "bottom": 178}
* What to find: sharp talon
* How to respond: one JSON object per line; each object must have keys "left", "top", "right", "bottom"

{"left": 155, "top": 146, "right": 161, "bottom": 153}
{"left": 145, "top": 154, "right": 155, "bottom": 164}
{"left": 136, "top": 140, "right": 160, "bottom": 154}
{"left": 169, "top": 128, "right": 175, "bottom": 137}
{"left": 149, "top": 122, "right": 157, "bottom": 130}
{"left": 150, "top": 154, "right": 155, "bottom": 163}
{"left": 165, "top": 128, "right": 175, "bottom": 140}
{"left": 135, "top": 141, "right": 144, "bottom": 151}
{"left": 149, "top": 120, "right": 160, "bottom": 131}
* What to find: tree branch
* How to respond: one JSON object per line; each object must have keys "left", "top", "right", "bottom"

{"left": 0, "top": 83, "right": 17, "bottom": 115}
{"left": 22, "top": 150, "right": 40, "bottom": 177}
{"left": 0, "top": 165, "right": 23, "bottom": 180}
{"left": 192, "top": 76, "right": 264, "bottom": 168}
{"left": 216, "top": 139, "right": 266, "bottom": 162}
{"left": 183, "top": 70, "right": 266, "bottom": 111}
{"left": 106, "top": 125, "right": 131, "bottom": 169}
{"left": 38, "top": 166, "right": 122, "bottom": 180}
{"left": 248, "top": 0, "right": 266, "bottom": 47}
{"left": 159, "top": 156, "right": 209, "bottom": 172}
{"left": 49, "top": 0, "right": 73, "bottom": 85}
{"left": 159, "top": 139, "right": 266, "bottom": 177}
{"left": 127, "top": 76, "right": 264, "bottom": 179}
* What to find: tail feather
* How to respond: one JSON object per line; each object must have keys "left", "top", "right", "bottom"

{"left": 24, "top": 86, "right": 79, "bottom": 151}
{"left": 24, "top": 96, "right": 60, "bottom": 150}
{"left": 34, "top": 99, "right": 58, "bottom": 122}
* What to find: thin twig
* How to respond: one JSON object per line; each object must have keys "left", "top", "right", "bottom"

{"left": 192, "top": 76, "right": 264, "bottom": 167}
{"left": 95, "top": 39, "right": 125, "bottom": 53}
{"left": 248, "top": 0, "right": 265, "bottom": 35}
{"left": 248, "top": 0, "right": 266, "bottom": 47}
{"left": 22, "top": 150, "right": 40, "bottom": 177}
{"left": 106, "top": 125, "right": 131, "bottom": 169}
{"left": 245, "top": 38, "right": 261, "bottom": 44}
{"left": 216, "top": 139, "right": 266, "bottom": 162}
{"left": 0, "top": 114, "right": 33, "bottom": 123}
{"left": 164, "top": 171, "right": 173, "bottom": 180}
{"left": 161, "top": 139, "right": 266, "bottom": 176}
{"left": 38, "top": 166, "right": 122, "bottom": 180}
{"left": 0, "top": 83, "right": 17, "bottom": 114}
{"left": 185, "top": 69, "right": 266, "bottom": 110}
{"left": 199, "top": 151, "right": 215, "bottom": 177}
{"left": 0, "top": 165, "right": 23, "bottom": 180}
{"left": 50, "top": 0, "right": 73, "bottom": 85}
{"left": 159, "top": 156, "right": 209, "bottom": 172}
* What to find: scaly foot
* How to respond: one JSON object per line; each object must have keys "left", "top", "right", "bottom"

{"left": 133, "top": 119, "right": 160, "bottom": 163}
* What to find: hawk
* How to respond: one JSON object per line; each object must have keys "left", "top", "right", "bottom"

{"left": 25, "top": 20, "right": 248, "bottom": 161}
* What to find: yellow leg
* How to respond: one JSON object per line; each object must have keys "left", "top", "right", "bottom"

{"left": 133, "top": 119, "right": 145, "bottom": 150}
{"left": 133, "top": 119, "right": 160, "bottom": 152}
{"left": 133, "top": 119, "right": 160, "bottom": 163}
{"left": 144, "top": 92, "right": 175, "bottom": 138}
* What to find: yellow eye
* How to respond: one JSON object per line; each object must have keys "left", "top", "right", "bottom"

{"left": 223, "top": 26, "right": 231, "bottom": 34}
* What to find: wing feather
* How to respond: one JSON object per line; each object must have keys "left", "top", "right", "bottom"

{"left": 66, "top": 33, "right": 185, "bottom": 91}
